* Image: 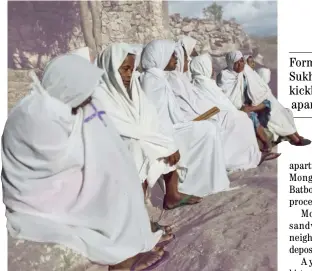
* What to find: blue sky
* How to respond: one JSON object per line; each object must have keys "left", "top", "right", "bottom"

{"left": 168, "top": 1, "right": 277, "bottom": 37}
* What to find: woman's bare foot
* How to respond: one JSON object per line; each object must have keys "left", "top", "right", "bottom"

{"left": 258, "top": 152, "right": 281, "bottom": 166}
{"left": 163, "top": 193, "right": 202, "bottom": 210}
{"left": 109, "top": 247, "right": 166, "bottom": 271}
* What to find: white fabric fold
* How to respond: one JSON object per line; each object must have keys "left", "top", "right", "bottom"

{"left": 167, "top": 49, "right": 261, "bottom": 171}
{"left": 69, "top": 47, "right": 91, "bottom": 61}
{"left": 140, "top": 39, "right": 230, "bottom": 196}
{"left": 190, "top": 53, "right": 237, "bottom": 112}
{"left": 95, "top": 43, "right": 182, "bottom": 187}
{"left": 178, "top": 36, "right": 197, "bottom": 80}
{"left": 2, "top": 54, "right": 161, "bottom": 265}
{"left": 257, "top": 67, "right": 271, "bottom": 84}
{"left": 217, "top": 51, "right": 297, "bottom": 137}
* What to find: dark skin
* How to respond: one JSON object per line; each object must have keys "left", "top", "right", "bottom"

{"left": 190, "top": 48, "right": 199, "bottom": 57}
{"left": 164, "top": 52, "right": 178, "bottom": 71}
{"left": 232, "top": 58, "right": 272, "bottom": 150}
{"left": 234, "top": 57, "right": 304, "bottom": 145}
{"left": 183, "top": 47, "right": 189, "bottom": 73}
{"left": 110, "top": 246, "right": 165, "bottom": 271}
{"left": 233, "top": 57, "right": 245, "bottom": 73}
{"left": 120, "top": 54, "right": 201, "bottom": 207}
{"left": 72, "top": 96, "right": 92, "bottom": 115}
{"left": 234, "top": 58, "right": 268, "bottom": 116}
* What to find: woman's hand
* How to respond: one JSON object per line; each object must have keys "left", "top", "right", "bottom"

{"left": 165, "top": 150, "right": 181, "bottom": 166}
{"left": 241, "top": 105, "right": 253, "bottom": 113}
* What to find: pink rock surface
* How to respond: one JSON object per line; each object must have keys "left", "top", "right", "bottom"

{"left": 148, "top": 158, "right": 277, "bottom": 271}
{"left": 8, "top": 157, "right": 277, "bottom": 271}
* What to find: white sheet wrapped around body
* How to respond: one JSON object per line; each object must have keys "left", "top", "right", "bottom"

{"left": 217, "top": 51, "right": 297, "bottom": 139}
{"left": 95, "top": 43, "right": 185, "bottom": 187}
{"left": 2, "top": 55, "right": 162, "bottom": 265}
{"left": 140, "top": 40, "right": 230, "bottom": 197}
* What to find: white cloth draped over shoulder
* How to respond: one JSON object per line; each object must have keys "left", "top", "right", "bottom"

{"left": 167, "top": 47, "right": 261, "bottom": 171}
{"left": 257, "top": 67, "right": 271, "bottom": 84}
{"left": 140, "top": 39, "right": 230, "bottom": 197}
{"left": 190, "top": 54, "right": 238, "bottom": 112}
{"left": 217, "top": 51, "right": 297, "bottom": 138}
{"left": 2, "top": 55, "right": 161, "bottom": 265}
{"left": 95, "top": 43, "right": 183, "bottom": 187}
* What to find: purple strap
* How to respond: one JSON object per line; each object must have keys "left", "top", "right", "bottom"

{"left": 84, "top": 103, "right": 106, "bottom": 125}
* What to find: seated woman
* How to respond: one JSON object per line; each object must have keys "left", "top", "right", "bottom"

{"left": 2, "top": 54, "right": 170, "bottom": 271}
{"left": 166, "top": 43, "right": 272, "bottom": 170}
{"left": 217, "top": 51, "right": 310, "bottom": 147}
{"left": 188, "top": 52, "right": 280, "bottom": 164}
{"left": 140, "top": 39, "right": 231, "bottom": 198}
{"left": 95, "top": 43, "right": 201, "bottom": 210}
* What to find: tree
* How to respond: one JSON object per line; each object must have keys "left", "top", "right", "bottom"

{"left": 79, "top": 1, "right": 102, "bottom": 57}
{"left": 203, "top": 2, "right": 223, "bottom": 22}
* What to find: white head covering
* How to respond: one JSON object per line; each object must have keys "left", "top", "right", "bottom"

{"left": 141, "top": 39, "right": 175, "bottom": 71}
{"left": 140, "top": 39, "right": 189, "bottom": 136}
{"left": 95, "top": 43, "right": 182, "bottom": 187}
{"left": 128, "top": 44, "right": 144, "bottom": 70}
{"left": 179, "top": 35, "right": 197, "bottom": 59}
{"left": 256, "top": 67, "right": 271, "bottom": 84}
{"left": 42, "top": 54, "right": 103, "bottom": 108}
{"left": 3, "top": 54, "right": 161, "bottom": 264}
{"left": 217, "top": 50, "right": 271, "bottom": 108}
{"left": 69, "top": 47, "right": 91, "bottom": 61}
{"left": 243, "top": 55, "right": 252, "bottom": 63}
{"left": 167, "top": 45, "right": 218, "bottom": 120}
{"left": 190, "top": 53, "right": 213, "bottom": 78}
{"left": 225, "top": 51, "right": 243, "bottom": 71}
{"left": 190, "top": 54, "right": 238, "bottom": 112}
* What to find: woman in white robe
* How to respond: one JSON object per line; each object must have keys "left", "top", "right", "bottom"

{"left": 2, "top": 54, "right": 170, "bottom": 270}
{"left": 166, "top": 43, "right": 266, "bottom": 170}
{"left": 95, "top": 43, "right": 201, "bottom": 211}
{"left": 189, "top": 52, "right": 281, "bottom": 165}
{"left": 140, "top": 39, "right": 230, "bottom": 198}
{"left": 217, "top": 51, "right": 310, "bottom": 146}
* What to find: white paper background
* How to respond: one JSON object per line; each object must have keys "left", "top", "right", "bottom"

{"left": 278, "top": 0, "right": 312, "bottom": 270}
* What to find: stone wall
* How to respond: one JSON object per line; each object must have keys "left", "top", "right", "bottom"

{"left": 8, "top": 1, "right": 274, "bottom": 71}
{"left": 169, "top": 14, "right": 257, "bottom": 70}
{"left": 8, "top": 1, "right": 169, "bottom": 69}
